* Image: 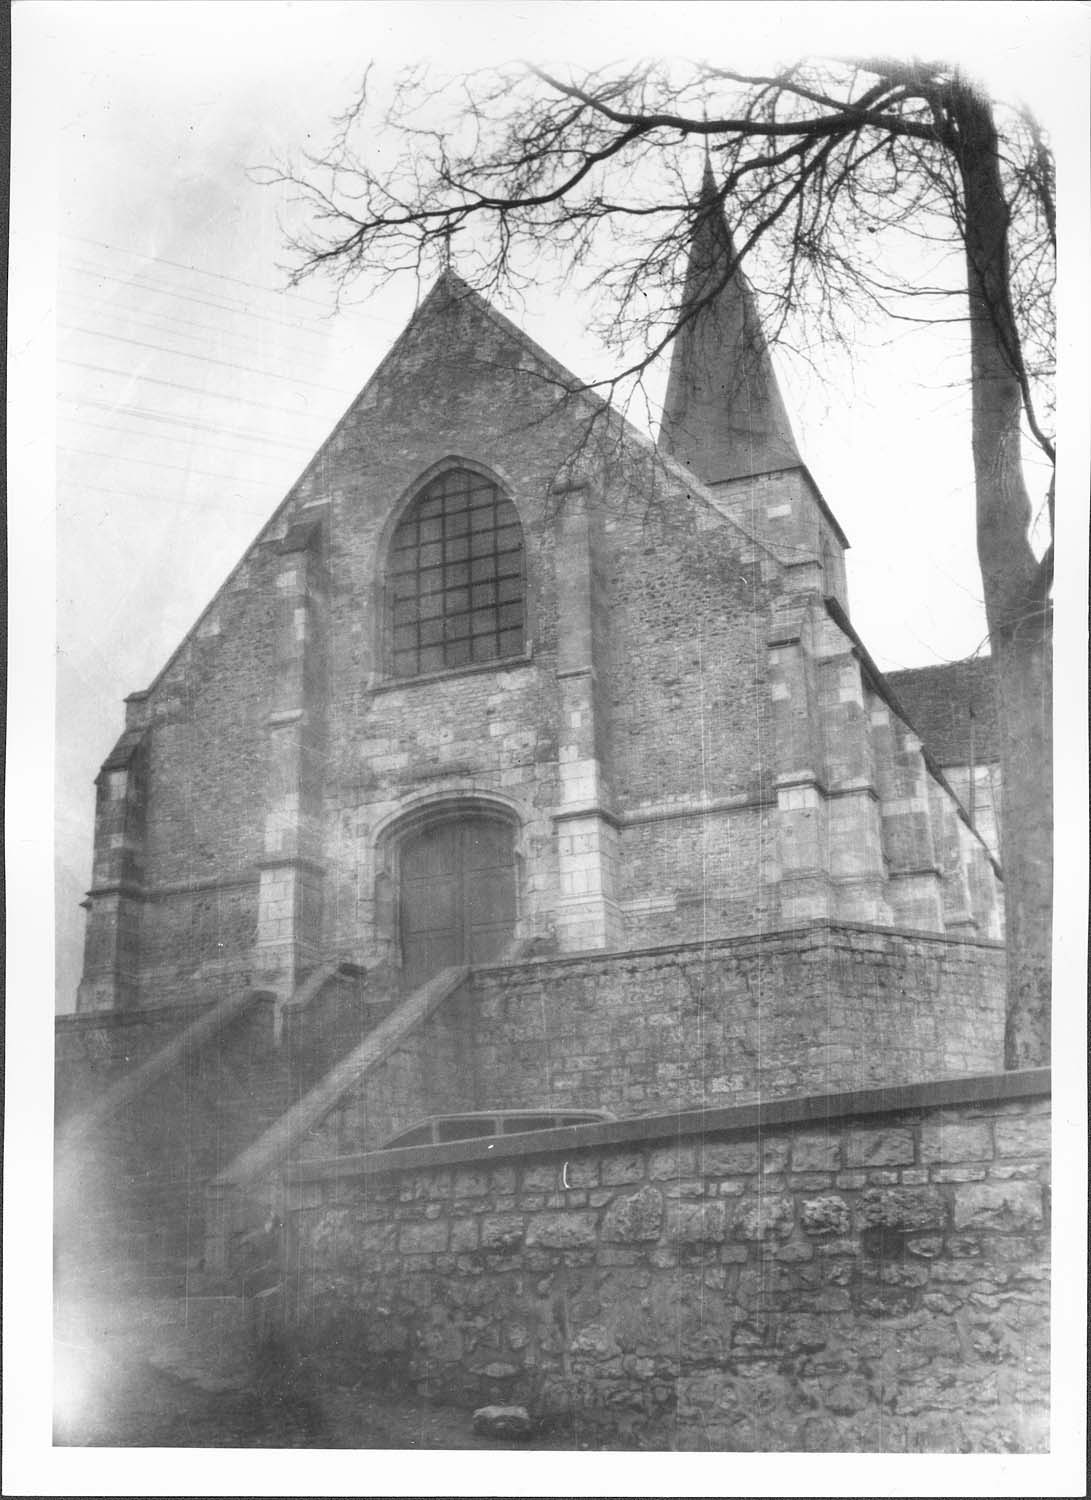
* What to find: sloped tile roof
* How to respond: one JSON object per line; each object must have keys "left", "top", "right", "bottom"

{"left": 886, "top": 656, "right": 1000, "bottom": 767}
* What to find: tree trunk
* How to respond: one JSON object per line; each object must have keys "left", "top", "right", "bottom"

{"left": 952, "top": 83, "right": 1052, "bottom": 1068}
{"left": 993, "top": 616, "right": 1052, "bottom": 1067}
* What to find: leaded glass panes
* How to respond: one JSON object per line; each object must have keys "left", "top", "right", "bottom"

{"left": 387, "top": 470, "right": 525, "bottom": 677}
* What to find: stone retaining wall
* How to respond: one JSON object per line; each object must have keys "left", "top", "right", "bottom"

{"left": 285, "top": 1070, "right": 1049, "bottom": 1452}
{"left": 301, "top": 925, "right": 1006, "bottom": 1158}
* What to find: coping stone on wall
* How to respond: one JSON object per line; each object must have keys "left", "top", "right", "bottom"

{"left": 289, "top": 1067, "right": 1049, "bottom": 1184}
{"left": 469, "top": 920, "right": 1005, "bottom": 978}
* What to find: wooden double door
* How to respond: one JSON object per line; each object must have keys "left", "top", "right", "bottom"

{"left": 399, "top": 815, "right": 516, "bottom": 987}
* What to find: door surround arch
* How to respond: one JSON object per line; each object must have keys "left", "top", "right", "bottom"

{"left": 373, "top": 792, "right": 524, "bottom": 984}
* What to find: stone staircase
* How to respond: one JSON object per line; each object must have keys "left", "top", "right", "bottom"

{"left": 56, "top": 964, "right": 473, "bottom": 1304}
{"left": 215, "top": 965, "right": 469, "bottom": 1192}
{"left": 53, "top": 963, "right": 486, "bottom": 1418}
{"left": 55, "top": 967, "right": 389, "bottom": 1301}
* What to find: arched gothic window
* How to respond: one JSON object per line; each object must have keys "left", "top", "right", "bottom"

{"left": 387, "top": 468, "right": 525, "bottom": 678}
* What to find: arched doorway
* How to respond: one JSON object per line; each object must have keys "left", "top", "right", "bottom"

{"left": 398, "top": 811, "right": 517, "bottom": 987}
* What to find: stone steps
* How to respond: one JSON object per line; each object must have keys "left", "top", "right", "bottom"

{"left": 56, "top": 970, "right": 419, "bottom": 1301}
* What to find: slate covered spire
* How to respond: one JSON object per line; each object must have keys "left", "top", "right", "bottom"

{"left": 659, "top": 160, "right": 803, "bottom": 484}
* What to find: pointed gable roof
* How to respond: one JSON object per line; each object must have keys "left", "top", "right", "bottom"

{"left": 659, "top": 162, "right": 804, "bottom": 484}
{"left": 131, "top": 261, "right": 816, "bottom": 707}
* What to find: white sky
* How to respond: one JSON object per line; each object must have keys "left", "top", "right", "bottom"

{"left": 6, "top": 3, "right": 1090, "bottom": 1493}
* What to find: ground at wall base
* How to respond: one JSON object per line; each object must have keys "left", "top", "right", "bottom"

{"left": 53, "top": 1323, "right": 632, "bottom": 1450}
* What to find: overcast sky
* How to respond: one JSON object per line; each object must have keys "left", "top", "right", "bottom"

{"left": 7, "top": 4, "right": 1090, "bottom": 1491}
{"left": 13, "top": 2, "right": 1089, "bottom": 999}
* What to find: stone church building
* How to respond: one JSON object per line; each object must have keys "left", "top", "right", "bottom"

{"left": 56, "top": 190, "right": 1048, "bottom": 1451}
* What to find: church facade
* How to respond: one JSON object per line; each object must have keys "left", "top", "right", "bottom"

{"left": 57, "top": 193, "right": 1048, "bottom": 1452}
{"left": 76, "top": 220, "right": 1001, "bottom": 1033}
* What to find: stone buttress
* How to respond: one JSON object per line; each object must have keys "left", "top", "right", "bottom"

{"left": 255, "top": 508, "right": 329, "bottom": 998}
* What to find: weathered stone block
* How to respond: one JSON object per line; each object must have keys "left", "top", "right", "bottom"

{"left": 791, "top": 1134, "right": 841, "bottom": 1171}
{"left": 993, "top": 1115, "right": 1051, "bottom": 1158}
{"left": 946, "top": 1235, "right": 981, "bottom": 1257}
{"left": 662, "top": 1178, "right": 704, "bottom": 1199}
{"left": 602, "top": 1185, "right": 663, "bottom": 1243}
{"left": 774, "top": 1240, "right": 813, "bottom": 1263}
{"left": 449, "top": 1218, "right": 479, "bottom": 1252}
{"left": 355, "top": 1221, "right": 398, "bottom": 1255}
{"left": 845, "top": 1128, "right": 915, "bottom": 1167}
{"left": 856, "top": 1186, "right": 946, "bottom": 1235}
{"left": 918, "top": 1120, "right": 992, "bottom": 1162}
{"left": 669, "top": 1200, "right": 727, "bottom": 1243}
{"left": 398, "top": 1220, "right": 448, "bottom": 1254}
{"left": 480, "top": 1215, "right": 525, "bottom": 1250}
{"left": 856, "top": 1283, "right": 916, "bottom": 1318}
{"left": 734, "top": 1196, "right": 794, "bottom": 1240}
{"left": 952, "top": 1182, "right": 1043, "bottom": 1233}
{"left": 562, "top": 1155, "right": 600, "bottom": 1189}
{"left": 823, "top": 1376, "right": 872, "bottom": 1415}
{"left": 601, "top": 1153, "right": 645, "bottom": 1186}
{"left": 816, "top": 1237, "right": 859, "bottom": 1259}
{"left": 522, "top": 1163, "right": 558, "bottom": 1193}
{"left": 453, "top": 1168, "right": 490, "bottom": 1198}
{"left": 497, "top": 1321, "right": 527, "bottom": 1353}
{"left": 569, "top": 1323, "right": 620, "bottom": 1356}
{"left": 525, "top": 1212, "right": 599, "bottom": 1248}
{"left": 906, "top": 1234, "right": 944, "bottom": 1258}
{"left": 472, "top": 1404, "right": 532, "bottom": 1437}
{"left": 878, "top": 1261, "right": 929, "bottom": 1287}
{"left": 800, "top": 1195, "right": 851, "bottom": 1236}
{"left": 780, "top": 1314, "right": 828, "bottom": 1353}
{"left": 648, "top": 1145, "right": 698, "bottom": 1180}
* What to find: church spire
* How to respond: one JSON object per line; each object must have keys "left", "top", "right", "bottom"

{"left": 659, "top": 161, "right": 803, "bottom": 484}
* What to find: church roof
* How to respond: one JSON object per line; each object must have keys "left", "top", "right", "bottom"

{"left": 658, "top": 162, "right": 804, "bottom": 484}
{"left": 885, "top": 657, "right": 1000, "bottom": 767}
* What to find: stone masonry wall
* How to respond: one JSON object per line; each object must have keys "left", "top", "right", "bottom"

{"left": 602, "top": 502, "right": 775, "bottom": 818}
{"left": 617, "top": 803, "right": 780, "bottom": 941}
{"left": 467, "top": 927, "right": 1005, "bottom": 1115}
{"left": 285, "top": 1072, "right": 1050, "bottom": 1452}
{"left": 134, "top": 566, "right": 277, "bottom": 1006}
{"left": 298, "top": 925, "right": 1005, "bottom": 1161}
{"left": 314, "top": 282, "right": 786, "bottom": 966}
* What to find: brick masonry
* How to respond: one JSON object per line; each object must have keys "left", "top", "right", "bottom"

{"left": 284, "top": 1073, "right": 1050, "bottom": 1452}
